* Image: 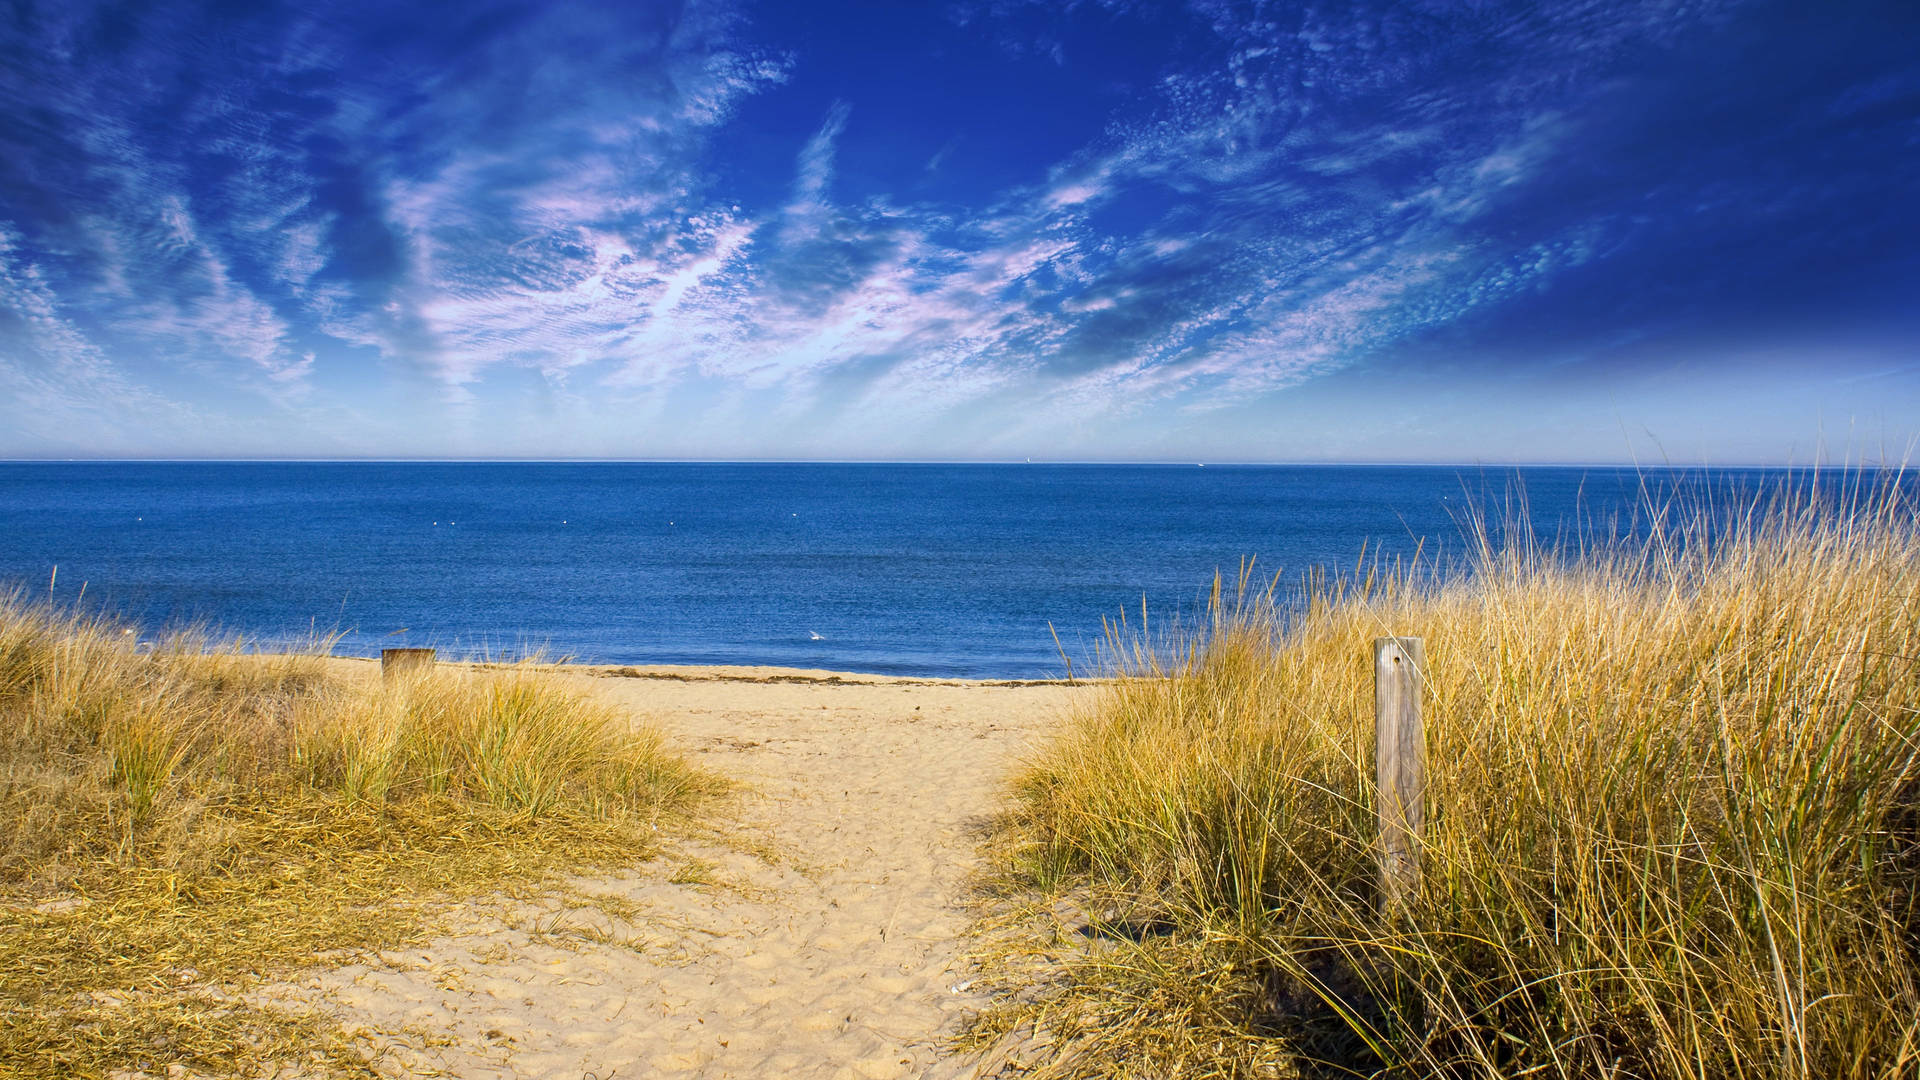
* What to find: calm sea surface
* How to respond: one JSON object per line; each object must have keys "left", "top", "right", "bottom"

{"left": 0, "top": 462, "right": 1800, "bottom": 677}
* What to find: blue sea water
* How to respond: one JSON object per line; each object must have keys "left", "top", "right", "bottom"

{"left": 0, "top": 462, "right": 1801, "bottom": 677}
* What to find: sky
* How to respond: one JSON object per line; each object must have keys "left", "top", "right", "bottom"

{"left": 1, "top": 0, "right": 1916, "bottom": 463}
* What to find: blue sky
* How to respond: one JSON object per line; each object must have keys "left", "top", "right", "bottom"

{"left": 1, "top": 0, "right": 1915, "bottom": 463}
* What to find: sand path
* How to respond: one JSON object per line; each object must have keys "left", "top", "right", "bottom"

{"left": 279, "top": 665, "right": 1081, "bottom": 1080}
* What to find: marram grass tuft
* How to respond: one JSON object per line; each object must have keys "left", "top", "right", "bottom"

{"left": 982, "top": 475, "right": 1920, "bottom": 1079}
{"left": 0, "top": 599, "right": 716, "bottom": 1079}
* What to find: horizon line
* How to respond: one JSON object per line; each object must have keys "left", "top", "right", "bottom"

{"left": 0, "top": 456, "right": 1893, "bottom": 470}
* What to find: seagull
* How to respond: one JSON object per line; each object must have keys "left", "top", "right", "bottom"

{"left": 809, "top": 631, "right": 824, "bottom": 641}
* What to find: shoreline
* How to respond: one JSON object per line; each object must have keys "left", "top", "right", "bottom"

{"left": 326, "top": 652, "right": 1087, "bottom": 688}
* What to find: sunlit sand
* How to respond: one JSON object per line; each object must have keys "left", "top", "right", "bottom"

{"left": 263, "top": 659, "right": 1086, "bottom": 1079}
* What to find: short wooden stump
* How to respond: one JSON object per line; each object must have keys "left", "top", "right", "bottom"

{"left": 380, "top": 647, "right": 436, "bottom": 678}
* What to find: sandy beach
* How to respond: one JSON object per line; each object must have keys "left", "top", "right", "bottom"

{"left": 261, "top": 660, "right": 1085, "bottom": 1079}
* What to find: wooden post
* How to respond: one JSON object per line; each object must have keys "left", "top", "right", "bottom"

{"left": 381, "top": 647, "right": 436, "bottom": 678}
{"left": 1374, "top": 636, "right": 1425, "bottom": 912}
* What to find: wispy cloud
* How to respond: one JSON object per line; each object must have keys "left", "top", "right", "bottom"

{"left": 3, "top": 0, "right": 1914, "bottom": 458}
{"left": 1, "top": 0, "right": 789, "bottom": 403}
{"left": 0, "top": 224, "right": 203, "bottom": 453}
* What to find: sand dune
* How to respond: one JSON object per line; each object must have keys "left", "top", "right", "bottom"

{"left": 265, "top": 663, "right": 1083, "bottom": 1079}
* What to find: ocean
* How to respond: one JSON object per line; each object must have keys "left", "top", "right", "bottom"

{"left": 0, "top": 461, "right": 1798, "bottom": 677}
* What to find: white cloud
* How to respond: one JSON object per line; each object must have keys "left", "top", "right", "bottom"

{"left": 0, "top": 225, "right": 203, "bottom": 452}
{"left": 7, "top": 0, "right": 1856, "bottom": 461}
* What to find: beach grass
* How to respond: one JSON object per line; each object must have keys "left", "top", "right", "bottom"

{"left": 0, "top": 601, "right": 717, "bottom": 1079}
{"left": 978, "top": 476, "right": 1920, "bottom": 1078}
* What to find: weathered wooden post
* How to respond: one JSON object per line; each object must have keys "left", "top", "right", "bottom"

{"left": 381, "top": 647, "right": 436, "bottom": 678}
{"left": 1374, "top": 636, "right": 1425, "bottom": 912}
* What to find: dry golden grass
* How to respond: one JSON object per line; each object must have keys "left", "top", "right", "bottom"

{"left": 981, "top": 476, "right": 1920, "bottom": 1079}
{"left": 0, "top": 603, "right": 716, "bottom": 1079}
